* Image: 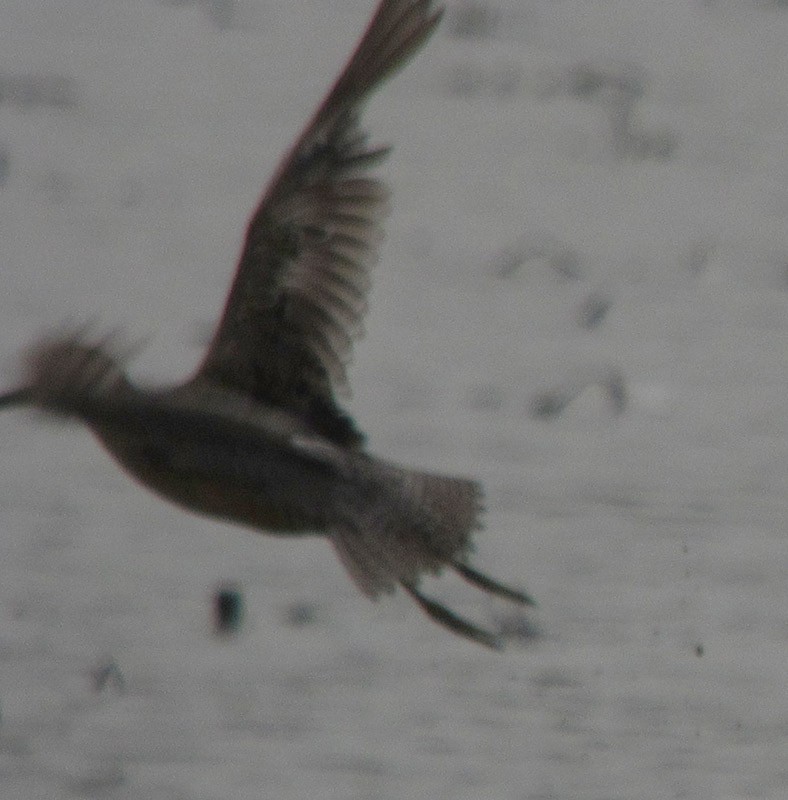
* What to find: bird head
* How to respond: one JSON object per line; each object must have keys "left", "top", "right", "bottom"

{"left": 0, "top": 327, "right": 136, "bottom": 416}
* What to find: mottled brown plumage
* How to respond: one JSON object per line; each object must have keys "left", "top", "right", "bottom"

{"left": 0, "top": 0, "right": 534, "bottom": 648}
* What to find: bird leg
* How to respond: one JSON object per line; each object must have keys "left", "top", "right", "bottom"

{"left": 401, "top": 582, "right": 503, "bottom": 650}
{"left": 452, "top": 561, "right": 537, "bottom": 607}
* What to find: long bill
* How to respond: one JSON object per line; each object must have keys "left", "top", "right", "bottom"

{"left": 0, "top": 387, "right": 31, "bottom": 408}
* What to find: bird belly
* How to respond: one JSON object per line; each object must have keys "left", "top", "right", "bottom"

{"left": 124, "top": 463, "right": 318, "bottom": 534}
{"left": 94, "top": 423, "right": 337, "bottom": 536}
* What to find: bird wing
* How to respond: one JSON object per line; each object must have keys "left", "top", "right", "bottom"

{"left": 193, "top": 1, "right": 443, "bottom": 446}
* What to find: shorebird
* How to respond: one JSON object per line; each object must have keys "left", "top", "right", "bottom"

{"left": 0, "top": 0, "right": 534, "bottom": 649}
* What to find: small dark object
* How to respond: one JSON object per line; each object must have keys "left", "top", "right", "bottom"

{"left": 530, "top": 390, "right": 571, "bottom": 419}
{"left": 493, "top": 233, "right": 581, "bottom": 281}
{"left": 496, "top": 610, "right": 541, "bottom": 643}
{"left": 282, "top": 601, "right": 318, "bottom": 627}
{"left": 214, "top": 584, "right": 244, "bottom": 634}
{"left": 695, "top": 643, "right": 704, "bottom": 657}
{"left": 91, "top": 659, "right": 125, "bottom": 692}
{"left": 577, "top": 292, "right": 611, "bottom": 329}
{"left": 562, "top": 62, "right": 676, "bottom": 161}
{"left": 567, "top": 63, "right": 645, "bottom": 101}
{"left": 530, "top": 366, "right": 627, "bottom": 419}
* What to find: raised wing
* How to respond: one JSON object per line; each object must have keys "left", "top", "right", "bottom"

{"left": 194, "top": 1, "right": 443, "bottom": 446}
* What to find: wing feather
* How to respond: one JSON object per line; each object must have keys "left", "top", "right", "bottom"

{"left": 194, "top": 1, "right": 443, "bottom": 446}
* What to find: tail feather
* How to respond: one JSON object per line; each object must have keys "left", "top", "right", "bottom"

{"left": 330, "top": 462, "right": 534, "bottom": 647}
{"left": 331, "top": 467, "right": 483, "bottom": 598}
{"left": 402, "top": 470, "right": 484, "bottom": 560}
{"left": 332, "top": 518, "right": 401, "bottom": 598}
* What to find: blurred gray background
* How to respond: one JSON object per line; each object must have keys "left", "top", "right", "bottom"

{"left": 1, "top": 1, "right": 787, "bottom": 798}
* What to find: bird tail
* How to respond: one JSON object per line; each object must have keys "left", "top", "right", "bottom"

{"left": 331, "top": 465, "right": 484, "bottom": 599}
{"left": 331, "top": 459, "right": 535, "bottom": 648}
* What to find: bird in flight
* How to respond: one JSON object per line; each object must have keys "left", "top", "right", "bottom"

{"left": 0, "top": 0, "right": 534, "bottom": 649}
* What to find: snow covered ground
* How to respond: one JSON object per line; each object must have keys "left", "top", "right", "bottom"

{"left": 1, "top": 0, "right": 788, "bottom": 797}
